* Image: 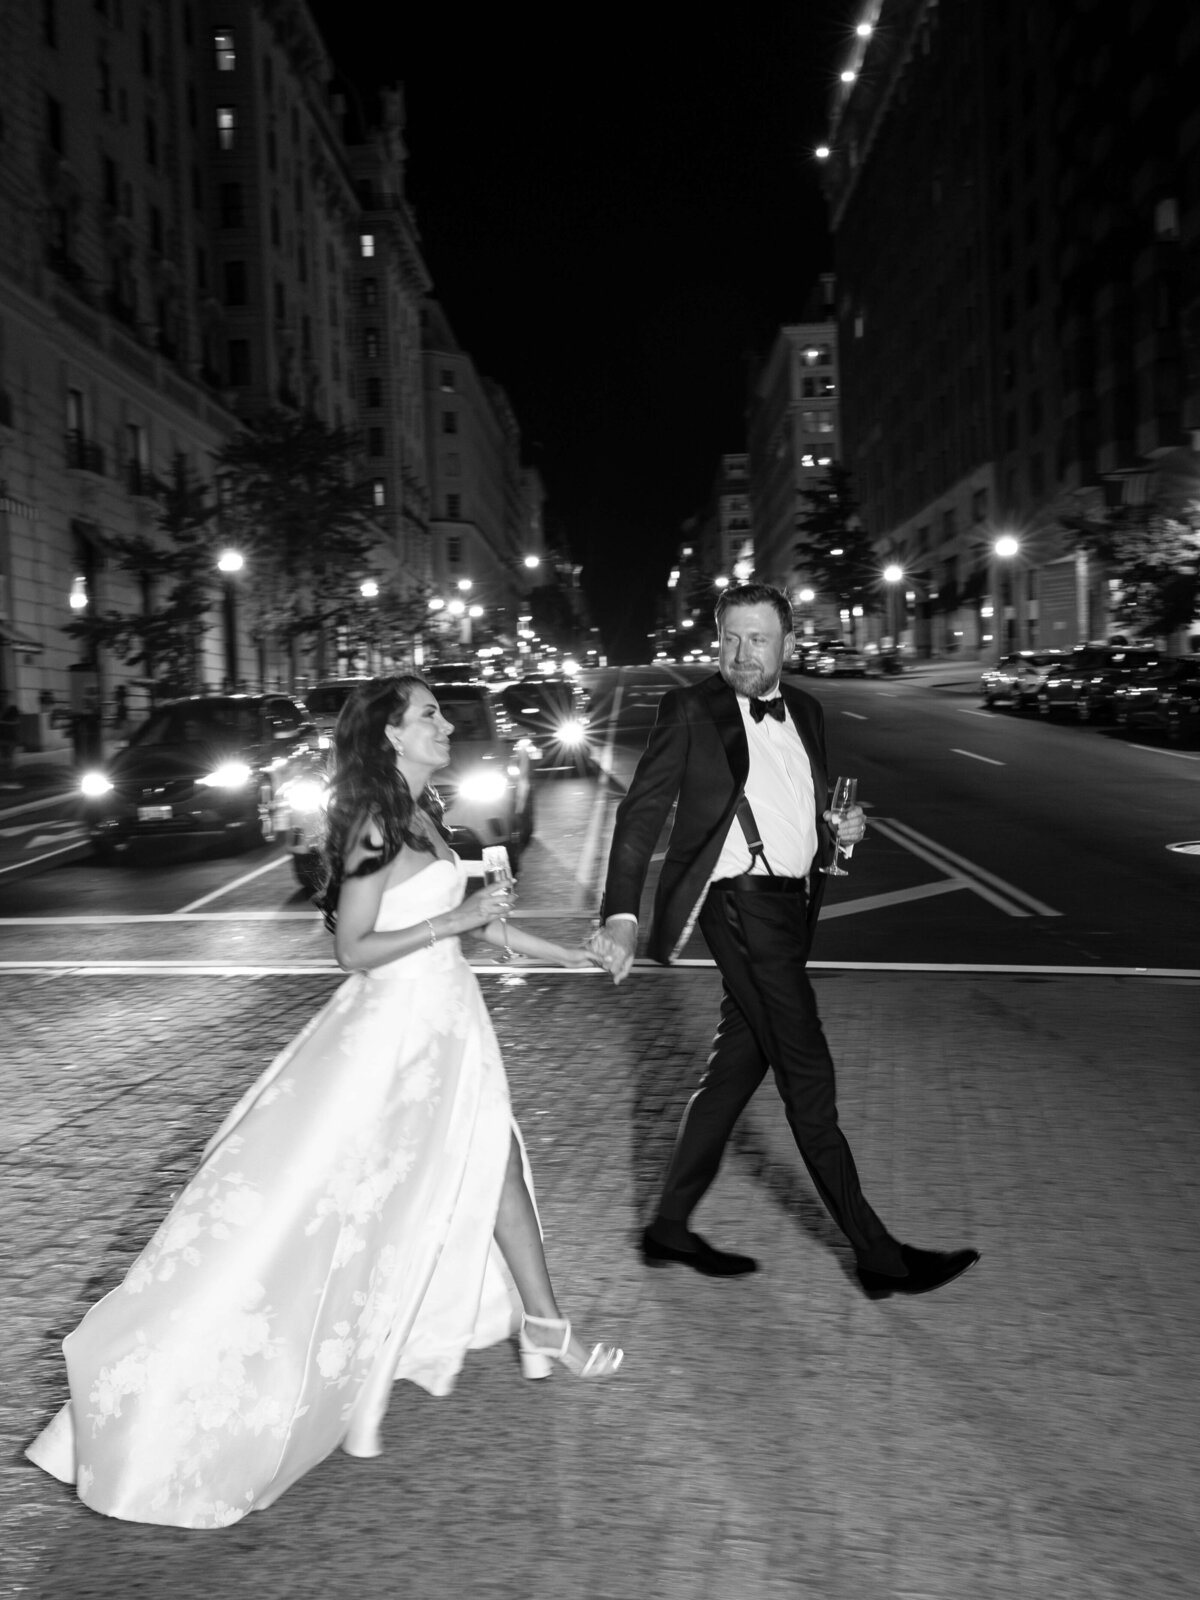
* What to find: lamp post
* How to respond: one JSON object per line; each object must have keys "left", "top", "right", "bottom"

{"left": 992, "top": 536, "right": 1018, "bottom": 664}
{"left": 883, "top": 562, "right": 904, "bottom": 652}
{"left": 217, "top": 549, "right": 244, "bottom": 689}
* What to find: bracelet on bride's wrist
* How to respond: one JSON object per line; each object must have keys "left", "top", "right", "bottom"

{"left": 425, "top": 919, "right": 437, "bottom": 948}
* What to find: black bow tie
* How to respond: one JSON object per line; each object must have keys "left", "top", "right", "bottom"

{"left": 749, "top": 696, "right": 786, "bottom": 723}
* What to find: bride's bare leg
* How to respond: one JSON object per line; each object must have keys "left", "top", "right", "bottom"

{"left": 492, "top": 1134, "right": 559, "bottom": 1321}
{"left": 492, "top": 1135, "right": 595, "bottom": 1366}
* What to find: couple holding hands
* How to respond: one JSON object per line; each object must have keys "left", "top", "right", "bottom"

{"left": 28, "top": 583, "right": 974, "bottom": 1529}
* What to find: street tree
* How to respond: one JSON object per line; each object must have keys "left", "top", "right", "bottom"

{"left": 216, "top": 410, "right": 376, "bottom": 681}
{"left": 1062, "top": 498, "right": 1200, "bottom": 639}
{"left": 794, "top": 464, "right": 881, "bottom": 628}
{"left": 65, "top": 461, "right": 216, "bottom": 701}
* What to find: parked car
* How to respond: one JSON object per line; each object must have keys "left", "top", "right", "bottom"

{"left": 1112, "top": 658, "right": 1200, "bottom": 743}
{"left": 495, "top": 675, "right": 594, "bottom": 775}
{"left": 980, "top": 650, "right": 1066, "bottom": 712}
{"left": 814, "top": 641, "right": 869, "bottom": 676}
{"left": 1035, "top": 645, "right": 1165, "bottom": 722}
{"left": 423, "top": 661, "right": 485, "bottom": 684}
{"left": 786, "top": 640, "right": 824, "bottom": 675}
{"left": 79, "top": 693, "right": 318, "bottom": 860}
{"left": 297, "top": 676, "right": 372, "bottom": 749}
{"left": 278, "top": 680, "right": 535, "bottom": 895}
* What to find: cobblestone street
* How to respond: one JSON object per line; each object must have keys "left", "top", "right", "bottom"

{"left": 3, "top": 964, "right": 1197, "bottom": 1599}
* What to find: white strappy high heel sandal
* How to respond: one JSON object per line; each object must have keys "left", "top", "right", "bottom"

{"left": 518, "top": 1314, "right": 624, "bottom": 1380}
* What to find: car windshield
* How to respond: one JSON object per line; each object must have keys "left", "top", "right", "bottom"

{"left": 130, "top": 700, "right": 260, "bottom": 748}
{"left": 436, "top": 695, "right": 493, "bottom": 741}
{"left": 305, "top": 683, "right": 363, "bottom": 715}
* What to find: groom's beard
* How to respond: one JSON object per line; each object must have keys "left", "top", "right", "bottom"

{"left": 722, "top": 664, "right": 780, "bottom": 699}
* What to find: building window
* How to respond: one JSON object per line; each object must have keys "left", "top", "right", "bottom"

{"left": 446, "top": 493, "right": 460, "bottom": 519}
{"left": 227, "top": 339, "right": 250, "bottom": 385}
{"left": 149, "top": 204, "right": 163, "bottom": 255}
{"left": 366, "top": 375, "right": 382, "bottom": 407}
{"left": 99, "top": 57, "right": 112, "bottom": 113}
{"left": 440, "top": 368, "right": 455, "bottom": 391}
{"left": 273, "top": 283, "right": 285, "bottom": 322}
{"left": 971, "top": 487, "right": 988, "bottom": 522}
{"left": 140, "top": 25, "right": 153, "bottom": 75}
{"left": 195, "top": 245, "right": 207, "bottom": 289}
{"left": 442, "top": 410, "right": 457, "bottom": 435}
{"left": 144, "top": 114, "right": 158, "bottom": 167}
{"left": 362, "top": 278, "right": 378, "bottom": 307}
{"left": 219, "top": 181, "right": 243, "bottom": 227}
{"left": 364, "top": 328, "right": 380, "bottom": 359}
{"left": 191, "top": 163, "right": 202, "bottom": 211}
{"left": 270, "top": 205, "right": 280, "bottom": 247}
{"left": 444, "top": 453, "right": 460, "bottom": 476}
{"left": 301, "top": 315, "right": 311, "bottom": 355}
{"left": 214, "top": 29, "right": 235, "bottom": 71}
{"left": 360, "top": 233, "right": 374, "bottom": 258}
{"left": 447, "top": 536, "right": 462, "bottom": 564}
{"left": 216, "top": 106, "right": 235, "bottom": 150}
{"left": 368, "top": 427, "right": 384, "bottom": 456}
{"left": 371, "top": 478, "right": 386, "bottom": 507}
{"left": 44, "top": 0, "right": 57, "bottom": 46}
{"left": 223, "top": 259, "right": 246, "bottom": 305}
{"left": 266, "top": 125, "right": 277, "bottom": 171}
{"left": 102, "top": 155, "right": 118, "bottom": 208}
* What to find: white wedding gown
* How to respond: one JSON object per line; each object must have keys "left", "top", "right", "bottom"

{"left": 27, "top": 856, "right": 531, "bottom": 1528}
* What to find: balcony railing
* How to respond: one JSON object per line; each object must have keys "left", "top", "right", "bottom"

{"left": 64, "top": 430, "right": 105, "bottom": 474}
{"left": 125, "top": 461, "right": 158, "bottom": 497}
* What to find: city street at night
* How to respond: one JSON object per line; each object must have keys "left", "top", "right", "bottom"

{"left": 2, "top": 665, "right": 1198, "bottom": 1598}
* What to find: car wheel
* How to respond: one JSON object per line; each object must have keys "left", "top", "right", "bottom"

{"left": 258, "top": 781, "right": 276, "bottom": 843}
{"left": 1035, "top": 693, "right": 1052, "bottom": 718}
{"left": 292, "top": 850, "right": 323, "bottom": 897}
{"left": 983, "top": 693, "right": 997, "bottom": 710}
{"left": 1075, "top": 693, "right": 1093, "bottom": 723}
{"left": 1165, "top": 710, "right": 1182, "bottom": 745}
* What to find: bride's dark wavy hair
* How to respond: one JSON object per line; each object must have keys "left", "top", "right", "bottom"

{"left": 316, "top": 675, "right": 445, "bottom": 932}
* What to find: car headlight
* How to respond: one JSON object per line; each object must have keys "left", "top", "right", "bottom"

{"left": 280, "top": 777, "right": 329, "bottom": 813}
{"left": 457, "top": 769, "right": 510, "bottom": 804}
{"left": 198, "top": 761, "right": 254, "bottom": 790}
{"left": 317, "top": 734, "right": 332, "bottom": 751}
{"left": 556, "top": 717, "right": 588, "bottom": 747}
{"left": 80, "top": 772, "right": 113, "bottom": 798}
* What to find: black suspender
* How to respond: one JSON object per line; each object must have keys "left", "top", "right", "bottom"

{"left": 735, "top": 794, "right": 776, "bottom": 876}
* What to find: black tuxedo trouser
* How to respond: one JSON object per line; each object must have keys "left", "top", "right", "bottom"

{"left": 656, "top": 880, "right": 904, "bottom": 1274}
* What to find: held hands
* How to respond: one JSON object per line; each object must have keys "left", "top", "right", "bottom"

{"left": 584, "top": 920, "right": 638, "bottom": 985}
{"left": 822, "top": 802, "right": 867, "bottom": 846}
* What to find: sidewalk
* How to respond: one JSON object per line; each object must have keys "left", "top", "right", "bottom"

{"left": 1, "top": 961, "right": 1196, "bottom": 1599}
{"left": 0, "top": 753, "right": 77, "bottom": 814}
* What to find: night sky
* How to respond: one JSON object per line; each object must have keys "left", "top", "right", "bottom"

{"left": 311, "top": 3, "right": 852, "bottom": 658}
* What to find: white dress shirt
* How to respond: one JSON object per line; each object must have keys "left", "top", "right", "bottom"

{"left": 710, "top": 691, "right": 819, "bottom": 880}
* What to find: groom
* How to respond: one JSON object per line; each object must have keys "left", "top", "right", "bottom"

{"left": 590, "top": 583, "right": 978, "bottom": 1298}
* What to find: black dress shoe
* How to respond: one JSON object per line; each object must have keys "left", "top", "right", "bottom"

{"left": 857, "top": 1244, "right": 979, "bottom": 1299}
{"left": 641, "top": 1227, "right": 758, "bottom": 1277}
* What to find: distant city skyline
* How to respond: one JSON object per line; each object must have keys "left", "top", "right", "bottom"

{"left": 312, "top": 2, "right": 850, "bottom": 655}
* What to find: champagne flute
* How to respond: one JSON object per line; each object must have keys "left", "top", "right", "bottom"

{"left": 821, "top": 776, "right": 858, "bottom": 877}
{"left": 481, "top": 845, "right": 525, "bottom": 984}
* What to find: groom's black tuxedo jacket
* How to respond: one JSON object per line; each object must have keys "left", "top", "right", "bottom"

{"left": 603, "top": 673, "right": 834, "bottom": 964}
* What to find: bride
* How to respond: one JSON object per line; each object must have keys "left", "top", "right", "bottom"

{"left": 27, "top": 675, "right": 622, "bottom": 1528}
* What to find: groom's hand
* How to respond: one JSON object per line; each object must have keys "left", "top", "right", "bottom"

{"left": 591, "top": 919, "right": 637, "bottom": 985}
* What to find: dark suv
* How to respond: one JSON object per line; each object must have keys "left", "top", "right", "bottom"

{"left": 1035, "top": 645, "right": 1165, "bottom": 723}
{"left": 79, "top": 693, "right": 317, "bottom": 859}
{"left": 1112, "top": 658, "right": 1200, "bottom": 743}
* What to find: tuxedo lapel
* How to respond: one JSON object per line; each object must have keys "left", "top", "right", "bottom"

{"left": 703, "top": 676, "right": 749, "bottom": 790}
{"left": 782, "top": 684, "right": 828, "bottom": 816}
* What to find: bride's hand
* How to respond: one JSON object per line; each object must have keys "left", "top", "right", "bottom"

{"left": 458, "top": 881, "right": 513, "bottom": 931}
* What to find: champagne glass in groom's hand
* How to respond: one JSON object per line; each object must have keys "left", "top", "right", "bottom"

{"left": 820, "top": 776, "right": 858, "bottom": 877}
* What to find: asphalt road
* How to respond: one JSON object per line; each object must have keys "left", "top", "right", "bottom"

{"left": 2, "top": 664, "right": 1198, "bottom": 1598}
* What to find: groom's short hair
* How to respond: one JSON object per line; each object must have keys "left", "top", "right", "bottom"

{"left": 714, "top": 583, "right": 794, "bottom": 636}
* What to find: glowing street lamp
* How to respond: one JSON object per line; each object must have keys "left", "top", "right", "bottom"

{"left": 216, "top": 551, "right": 245, "bottom": 687}
{"left": 217, "top": 549, "right": 244, "bottom": 575}
{"left": 883, "top": 563, "right": 904, "bottom": 650}
{"left": 68, "top": 575, "right": 89, "bottom": 611}
{"left": 360, "top": 578, "right": 379, "bottom": 599}
{"left": 992, "top": 535, "right": 1020, "bottom": 660}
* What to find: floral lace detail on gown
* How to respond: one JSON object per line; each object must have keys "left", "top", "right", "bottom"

{"left": 27, "top": 856, "right": 534, "bottom": 1528}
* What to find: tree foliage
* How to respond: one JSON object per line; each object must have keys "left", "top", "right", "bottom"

{"left": 794, "top": 464, "right": 881, "bottom": 616}
{"left": 1063, "top": 500, "right": 1200, "bottom": 638}
{"left": 216, "top": 410, "right": 376, "bottom": 671}
{"left": 64, "top": 462, "right": 216, "bottom": 700}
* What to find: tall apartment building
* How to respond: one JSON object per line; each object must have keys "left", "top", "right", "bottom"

{"left": 422, "top": 299, "right": 537, "bottom": 654}
{"left": 746, "top": 298, "right": 841, "bottom": 592}
{"left": 822, "top": 0, "right": 1199, "bottom": 657}
{"left": 0, "top": 0, "right": 467, "bottom": 752}
{"left": 346, "top": 86, "right": 431, "bottom": 585}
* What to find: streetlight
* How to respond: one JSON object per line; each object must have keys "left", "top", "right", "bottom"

{"left": 883, "top": 563, "right": 904, "bottom": 652}
{"left": 993, "top": 535, "right": 1019, "bottom": 661}
{"left": 217, "top": 550, "right": 244, "bottom": 688}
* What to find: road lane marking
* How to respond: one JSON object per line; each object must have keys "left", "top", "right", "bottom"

{"left": 843, "top": 711, "right": 867, "bottom": 720}
{"left": 952, "top": 748, "right": 1005, "bottom": 766}
{"left": 819, "top": 881, "right": 963, "bottom": 918}
{"left": 1127, "top": 744, "right": 1200, "bottom": 762}
{"left": 959, "top": 709, "right": 994, "bottom": 718}
{"left": 873, "top": 816, "right": 1060, "bottom": 917}
{"left": 174, "top": 853, "right": 290, "bottom": 912}
{"left": 0, "top": 838, "right": 90, "bottom": 877}
{"left": 1, "top": 959, "right": 1196, "bottom": 979}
